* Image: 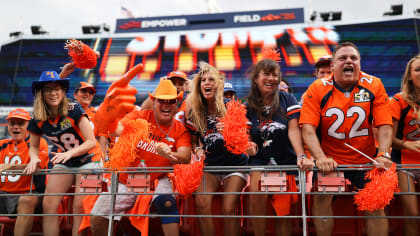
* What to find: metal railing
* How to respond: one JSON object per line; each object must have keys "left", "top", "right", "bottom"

{"left": 0, "top": 164, "right": 419, "bottom": 235}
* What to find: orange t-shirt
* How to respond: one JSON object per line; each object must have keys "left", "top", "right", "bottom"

{"left": 0, "top": 136, "right": 49, "bottom": 193}
{"left": 118, "top": 109, "right": 191, "bottom": 183}
{"left": 390, "top": 93, "right": 420, "bottom": 165}
{"left": 299, "top": 71, "right": 392, "bottom": 164}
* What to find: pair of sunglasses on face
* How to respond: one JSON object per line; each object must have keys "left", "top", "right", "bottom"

{"left": 157, "top": 99, "right": 177, "bottom": 104}
{"left": 78, "top": 88, "right": 95, "bottom": 95}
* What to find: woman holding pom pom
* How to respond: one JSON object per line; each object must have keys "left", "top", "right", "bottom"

{"left": 246, "top": 49, "right": 313, "bottom": 236}
{"left": 185, "top": 62, "right": 248, "bottom": 236}
{"left": 390, "top": 54, "right": 420, "bottom": 236}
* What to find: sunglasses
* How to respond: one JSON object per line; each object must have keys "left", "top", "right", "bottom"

{"left": 78, "top": 88, "right": 95, "bottom": 95}
{"left": 157, "top": 99, "right": 177, "bottom": 104}
{"left": 42, "top": 87, "right": 63, "bottom": 94}
{"left": 8, "top": 120, "right": 26, "bottom": 126}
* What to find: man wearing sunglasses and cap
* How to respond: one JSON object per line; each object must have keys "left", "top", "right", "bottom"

{"left": 90, "top": 79, "right": 191, "bottom": 236}
{"left": 141, "top": 71, "right": 189, "bottom": 123}
{"left": 0, "top": 108, "right": 49, "bottom": 236}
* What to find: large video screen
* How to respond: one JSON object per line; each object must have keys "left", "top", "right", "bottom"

{"left": 0, "top": 19, "right": 418, "bottom": 106}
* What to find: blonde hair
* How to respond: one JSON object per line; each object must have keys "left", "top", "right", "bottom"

{"left": 402, "top": 54, "right": 420, "bottom": 121}
{"left": 33, "top": 89, "right": 69, "bottom": 121}
{"left": 186, "top": 62, "right": 226, "bottom": 134}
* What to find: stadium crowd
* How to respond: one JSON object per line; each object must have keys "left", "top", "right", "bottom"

{"left": 0, "top": 41, "right": 419, "bottom": 236}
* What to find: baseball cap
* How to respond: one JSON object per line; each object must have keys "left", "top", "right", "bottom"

{"left": 168, "top": 71, "right": 187, "bottom": 81}
{"left": 224, "top": 82, "right": 235, "bottom": 93}
{"left": 32, "top": 71, "right": 70, "bottom": 95}
{"left": 315, "top": 55, "right": 332, "bottom": 68}
{"left": 6, "top": 108, "right": 31, "bottom": 121}
{"left": 75, "top": 82, "right": 96, "bottom": 94}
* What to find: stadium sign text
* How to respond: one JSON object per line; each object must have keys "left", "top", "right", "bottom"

{"left": 116, "top": 8, "right": 304, "bottom": 33}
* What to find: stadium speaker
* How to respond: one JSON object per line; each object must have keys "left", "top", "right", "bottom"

{"left": 331, "top": 12, "right": 341, "bottom": 21}
{"left": 391, "top": 5, "right": 403, "bottom": 15}
{"left": 309, "top": 11, "right": 317, "bottom": 22}
{"left": 320, "top": 12, "right": 330, "bottom": 21}
{"left": 82, "top": 25, "right": 101, "bottom": 34}
{"left": 31, "top": 26, "right": 47, "bottom": 35}
{"left": 383, "top": 4, "right": 403, "bottom": 16}
{"left": 9, "top": 31, "right": 23, "bottom": 38}
{"left": 103, "top": 24, "right": 110, "bottom": 32}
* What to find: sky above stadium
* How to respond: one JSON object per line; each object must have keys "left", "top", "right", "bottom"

{"left": 0, "top": 0, "right": 417, "bottom": 45}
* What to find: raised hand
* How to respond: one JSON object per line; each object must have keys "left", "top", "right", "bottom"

{"left": 95, "top": 64, "right": 144, "bottom": 135}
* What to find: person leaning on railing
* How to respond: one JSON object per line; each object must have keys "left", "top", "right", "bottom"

{"left": 23, "top": 71, "right": 101, "bottom": 236}
{"left": 390, "top": 54, "right": 420, "bottom": 236}
{"left": 299, "top": 41, "right": 393, "bottom": 236}
{"left": 0, "top": 108, "right": 49, "bottom": 236}
{"left": 245, "top": 52, "right": 314, "bottom": 236}
{"left": 185, "top": 62, "right": 249, "bottom": 236}
{"left": 89, "top": 72, "right": 191, "bottom": 236}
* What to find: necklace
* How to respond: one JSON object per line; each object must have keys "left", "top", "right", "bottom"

{"left": 154, "top": 111, "right": 175, "bottom": 143}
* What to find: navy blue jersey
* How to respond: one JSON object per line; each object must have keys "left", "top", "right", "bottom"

{"left": 246, "top": 91, "right": 301, "bottom": 165}
{"left": 29, "top": 102, "right": 93, "bottom": 167}
{"left": 186, "top": 98, "right": 248, "bottom": 167}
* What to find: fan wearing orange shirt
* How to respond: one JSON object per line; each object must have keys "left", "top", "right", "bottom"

{"left": 0, "top": 108, "right": 48, "bottom": 236}
{"left": 300, "top": 42, "right": 393, "bottom": 236}
{"left": 90, "top": 80, "right": 191, "bottom": 236}
{"left": 390, "top": 54, "right": 420, "bottom": 236}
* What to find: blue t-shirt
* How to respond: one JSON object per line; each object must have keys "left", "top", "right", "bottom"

{"left": 246, "top": 91, "right": 301, "bottom": 165}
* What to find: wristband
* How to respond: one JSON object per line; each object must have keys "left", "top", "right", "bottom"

{"left": 297, "top": 154, "right": 307, "bottom": 161}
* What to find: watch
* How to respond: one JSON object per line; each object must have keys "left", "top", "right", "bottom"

{"left": 377, "top": 152, "right": 391, "bottom": 160}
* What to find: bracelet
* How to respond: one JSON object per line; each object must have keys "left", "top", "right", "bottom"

{"left": 297, "top": 154, "right": 307, "bottom": 161}
{"left": 376, "top": 151, "right": 391, "bottom": 160}
{"left": 401, "top": 140, "right": 406, "bottom": 149}
{"left": 194, "top": 146, "right": 204, "bottom": 153}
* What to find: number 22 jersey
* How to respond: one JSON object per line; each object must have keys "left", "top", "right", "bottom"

{"left": 299, "top": 71, "right": 392, "bottom": 164}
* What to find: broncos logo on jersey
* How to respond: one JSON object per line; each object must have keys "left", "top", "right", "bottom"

{"left": 261, "top": 121, "right": 286, "bottom": 147}
{"left": 203, "top": 132, "right": 225, "bottom": 153}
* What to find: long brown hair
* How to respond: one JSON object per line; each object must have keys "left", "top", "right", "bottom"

{"left": 402, "top": 54, "right": 420, "bottom": 122}
{"left": 247, "top": 58, "right": 281, "bottom": 116}
{"left": 33, "top": 88, "right": 69, "bottom": 121}
{"left": 186, "top": 62, "right": 226, "bottom": 135}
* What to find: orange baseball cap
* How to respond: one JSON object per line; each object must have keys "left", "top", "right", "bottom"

{"left": 149, "top": 80, "right": 183, "bottom": 100}
{"left": 7, "top": 108, "right": 31, "bottom": 121}
{"left": 168, "top": 71, "right": 187, "bottom": 81}
{"left": 315, "top": 55, "right": 332, "bottom": 68}
{"left": 75, "top": 82, "right": 96, "bottom": 93}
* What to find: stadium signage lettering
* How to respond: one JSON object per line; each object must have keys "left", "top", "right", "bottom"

{"left": 142, "top": 18, "right": 187, "bottom": 28}
{"left": 116, "top": 8, "right": 304, "bottom": 33}
{"left": 233, "top": 13, "right": 296, "bottom": 23}
{"left": 233, "top": 14, "right": 260, "bottom": 23}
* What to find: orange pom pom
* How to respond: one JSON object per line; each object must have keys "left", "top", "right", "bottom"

{"left": 172, "top": 156, "right": 204, "bottom": 198}
{"left": 261, "top": 47, "right": 281, "bottom": 62}
{"left": 105, "top": 119, "right": 151, "bottom": 170}
{"left": 221, "top": 100, "right": 249, "bottom": 155}
{"left": 354, "top": 164, "right": 400, "bottom": 212}
{"left": 65, "top": 39, "right": 98, "bottom": 69}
